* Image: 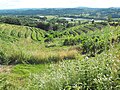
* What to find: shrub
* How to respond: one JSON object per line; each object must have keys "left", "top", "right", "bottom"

{"left": 20, "top": 49, "right": 119, "bottom": 90}
{"left": 44, "top": 35, "right": 53, "bottom": 43}
{"left": 18, "top": 32, "right": 22, "bottom": 38}
{"left": 63, "top": 38, "right": 81, "bottom": 46}
{"left": 82, "top": 35, "right": 110, "bottom": 56}
{"left": 117, "top": 35, "right": 120, "bottom": 43}
{"left": 0, "top": 50, "right": 8, "bottom": 64}
{"left": 31, "top": 30, "right": 37, "bottom": 40}
{"left": 10, "top": 30, "right": 16, "bottom": 36}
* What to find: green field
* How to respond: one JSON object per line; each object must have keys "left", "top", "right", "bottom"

{"left": 0, "top": 22, "right": 120, "bottom": 90}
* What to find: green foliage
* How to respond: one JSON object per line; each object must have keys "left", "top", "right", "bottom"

{"left": 25, "top": 30, "right": 30, "bottom": 38}
{"left": 63, "top": 37, "right": 81, "bottom": 46}
{"left": 107, "top": 15, "right": 113, "bottom": 22}
{"left": 8, "top": 51, "right": 30, "bottom": 64}
{"left": 63, "top": 25, "right": 120, "bottom": 57}
{"left": 31, "top": 30, "right": 37, "bottom": 40}
{"left": 81, "top": 34, "right": 110, "bottom": 56}
{"left": 0, "top": 8, "right": 120, "bottom": 19}
{"left": 0, "top": 76, "right": 16, "bottom": 90}
{"left": 36, "top": 32, "right": 42, "bottom": 41}
{"left": 1, "top": 21, "right": 120, "bottom": 90}
{"left": 0, "top": 17, "right": 21, "bottom": 25}
{"left": 44, "top": 35, "right": 53, "bottom": 43}
{"left": 18, "top": 32, "right": 22, "bottom": 38}
{"left": 0, "top": 23, "right": 46, "bottom": 41}
{"left": 10, "top": 30, "right": 16, "bottom": 36}
{"left": 0, "top": 50, "right": 8, "bottom": 64}
{"left": 14, "top": 49, "right": 119, "bottom": 90}
{"left": 12, "top": 64, "right": 49, "bottom": 77}
{"left": 0, "top": 33, "right": 18, "bottom": 42}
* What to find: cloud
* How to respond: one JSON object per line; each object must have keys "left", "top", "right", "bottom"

{"left": 0, "top": 0, "right": 120, "bottom": 9}
{"left": 0, "top": 0, "right": 22, "bottom": 9}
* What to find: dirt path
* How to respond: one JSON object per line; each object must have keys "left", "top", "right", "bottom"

{"left": 0, "top": 65, "right": 13, "bottom": 73}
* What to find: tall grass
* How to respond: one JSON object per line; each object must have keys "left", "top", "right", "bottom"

{"left": 0, "top": 38, "right": 79, "bottom": 64}
{"left": 1, "top": 47, "right": 119, "bottom": 90}
{"left": 23, "top": 48, "right": 120, "bottom": 90}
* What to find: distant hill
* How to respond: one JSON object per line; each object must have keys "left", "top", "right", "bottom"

{"left": 0, "top": 8, "right": 120, "bottom": 18}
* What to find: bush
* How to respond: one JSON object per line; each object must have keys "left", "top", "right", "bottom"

{"left": 18, "top": 49, "right": 119, "bottom": 90}
{"left": 44, "top": 35, "right": 53, "bottom": 43}
{"left": 63, "top": 38, "right": 81, "bottom": 46}
{"left": 0, "top": 50, "right": 8, "bottom": 64}
{"left": 0, "top": 17, "right": 21, "bottom": 25}
{"left": 82, "top": 35, "right": 110, "bottom": 56}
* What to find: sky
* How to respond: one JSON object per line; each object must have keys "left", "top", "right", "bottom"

{"left": 0, "top": 0, "right": 120, "bottom": 9}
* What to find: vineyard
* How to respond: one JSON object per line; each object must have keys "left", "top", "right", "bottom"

{"left": 0, "top": 22, "right": 120, "bottom": 90}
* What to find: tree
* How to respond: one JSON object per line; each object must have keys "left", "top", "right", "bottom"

{"left": 78, "top": 20, "right": 81, "bottom": 25}
{"left": 107, "top": 15, "right": 112, "bottom": 22}
{"left": 91, "top": 19, "right": 95, "bottom": 24}
{"left": 0, "top": 17, "right": 21, "bottom": 25}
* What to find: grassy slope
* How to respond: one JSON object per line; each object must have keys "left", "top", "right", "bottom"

{"left": 0, "top": 23, "right": 120, "bottom": 89}
{"left": 0, "top": 44, "right": 120, "bottom": 90}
